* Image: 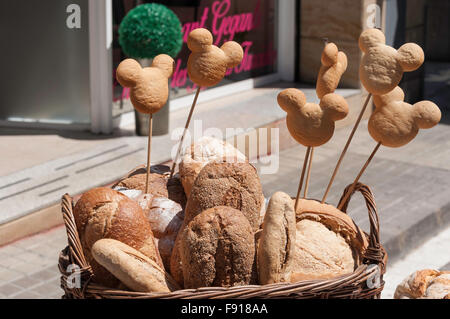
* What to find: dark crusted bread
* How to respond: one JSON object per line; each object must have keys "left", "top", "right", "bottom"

{"left": 170, "top": 161, "right": 263, "bottom": 286}
{"left": 184, "top": 162, "right": 263, "bottom": 231}
{"left": 73, "top": 187, "right": 162, "bottom": 287}
{"left": 180, "top": 206, "right": 254, "bottom": 288}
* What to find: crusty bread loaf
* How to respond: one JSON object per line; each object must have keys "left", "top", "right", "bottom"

{"left": 92, "top": 239, "right": 180, "bottom": 293}
{"left": 179, "top": 136, "right": 246, "bottom": 197}
{"left": 180, "top": 206, "right": 255, "bottom": 288}
{"left": 184, "top": 162, "right": 263, "bottom": 231}
{"left": 170, "top": 161, "right": 263, "bottom": 286}
{"left": 291, "top": 219, "right": 355, "bottom": 281}
{"left": 295, "top": 198, "right": 368, "bottom": 257}
{"left": 258, "top": 192, "right": 296, "bottom": 284}
{"left": 394, "top": 269, "right": 450, "bottom": 299}
{"left": 113, "top": 164, "right": 187, "bottom": 208}
{"left": 73, "top": 187, "right": 162, "bottom": 286}
{"left": 291, "top": 199, "right": 368, "bottom": 282}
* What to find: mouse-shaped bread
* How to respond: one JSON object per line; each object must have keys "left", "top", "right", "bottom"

{"left": 369, "top": 86, "right": 441, "bottom": 147}
{"left": 187, "top": 28, "right": 243, "bottom": 87}
{"left": 359, "top": 28, "right": 424, "bottom": 95}
{"left": 278, "top": 88, "right": 349, "bottom": 147}
{"left": 116, "top": 54, "right": 174, "bottom": 114}
{"left": 316, "top": 43, "right": 348, "bottom": 99}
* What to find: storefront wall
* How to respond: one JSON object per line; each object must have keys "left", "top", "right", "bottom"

{"left": 0, "top": 0, "right": 295, "bottom": 133}
{"left": 0, "top": 0, "right": 91, "bottom": 128}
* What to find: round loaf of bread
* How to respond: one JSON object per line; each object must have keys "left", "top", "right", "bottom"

{"left": 180, "top": 206, "right": 255, "bottom": 288}
{"left": 290, "top": 199, "right": 368, "bottom": 282}
{"left": 179, "top": 136, "right": 247, "bottom": 197}
{"left": 394, "top": 269, "right": 450, "bottom": 299}
{"left": 73, "top": 187, "right": 162, "bottom": 286}
{"left": 184, "top": 161, "right": 263, "bottom": 231}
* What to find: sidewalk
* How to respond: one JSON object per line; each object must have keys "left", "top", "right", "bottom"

{"left": 0, "top": 116, "right": 449, "bottom": 298}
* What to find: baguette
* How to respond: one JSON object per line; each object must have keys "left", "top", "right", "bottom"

{"left": 92, "top": 239, "right": 180, "bottom": 293}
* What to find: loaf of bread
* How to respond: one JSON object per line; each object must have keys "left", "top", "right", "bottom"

{"left": 184, "top": 161, "right": 263, "bottom": 231}
{"left": 170, "top": 161, "right": 263, "bottom": 286}
{"left": 394, "top": 269, "right": 450, "bottom": 299}
{"left": 92, "top": 239, "right": 180, "bottom": 293}
{"left": 258, "top": 192, "right": 296, "bottom": 284}
{"left": 73, "top": 187, "right": 163, "bottom": 286}
{"left": 113, "top": 164, "right": 187, "bottom": 208}
{"left": 179, "top": 136, "right": 246, "bottom": 197}
{"left": 138, "top": 195, "right": 184, "bottom": 270}
{"left": 291, "top": 199, "right": 367, "bottom": 282}
{"left": 179, "top": 206, "right": 255, "bottom": 288}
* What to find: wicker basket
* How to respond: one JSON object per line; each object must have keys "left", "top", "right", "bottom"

{"left": 58, "top": 182, "right": 387, "bottom": 299}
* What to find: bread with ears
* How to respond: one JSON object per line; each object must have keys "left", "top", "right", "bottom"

{"left": 359, "top": 28, "right": 424, "bottom": 95}
{"left": 187, "top": 28, "right": 243, "bottom": 87}
{"left": 116, "top": 54, "right": 174, "bottom": 114}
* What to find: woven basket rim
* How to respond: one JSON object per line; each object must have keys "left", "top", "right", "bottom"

{"left": 58, "top": 182, "right": 387, "bottom": 299}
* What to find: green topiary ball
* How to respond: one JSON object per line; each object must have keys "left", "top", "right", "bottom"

{"left": 119, "top": 3, "right": 182, "bottom": 59}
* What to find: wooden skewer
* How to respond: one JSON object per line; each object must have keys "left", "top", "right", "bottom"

{"left": 294, "top": 146, "right": 312, "bottom": 212}
{"left": 303, "top": 147, "right": 314, "bottom": 199}
{"left": 321, "top": 93, "right": 372, "bottom": 203}
{"left": 337, "top": 142, "right": 381, "bottom": 210}
{"left": 170, "top": 87, "right": 201, "bottom": 178}
{"left": 145, "top": 113, "right": 153, "bottom": 194}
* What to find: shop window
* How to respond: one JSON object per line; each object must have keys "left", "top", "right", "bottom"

{"left": 112, "top": 0, "right": 277, "bottom": 114}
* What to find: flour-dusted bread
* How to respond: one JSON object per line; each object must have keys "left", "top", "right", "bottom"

{"left": 179, "top": 136, "right": 247, "bottom": 197}
{"left": 184, "top": 161, "right": 264, "bottom": 231}
{"left": 180, "top": 206, "right": 255, "bottom": 288}
{"left": 258, "top": 192, "right": 296, "bottom": 284}
{"left": 394, "top": 269, "right": 450, "bottom": 299}
{"left": 73, "top": 187, "right": 162, "bottom": 286}
{"left": 113, "top": 164, "right": 187, "bottom": 208}
{"left": 92, "top": 239, "right": 180, "bottom": 293}
{"left": 138, "top": 195, "right": 184, "bottom": 270}
{"left": 291, "top": 199, "right": 368, "bottom": 282}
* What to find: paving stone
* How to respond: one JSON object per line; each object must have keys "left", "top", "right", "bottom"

{"left": 0, "top": 283, "right": 22, "bottom": 297}
{"left": 10, "top": 290, "right": 41, "bottom": 299}
{"left": 30, "top": 281, "right": 62, "bottom": 298}
{"left": 29, "top": 268, "right": 58, "bottom": 282}
{"left": 0, "top": 256, "right": 22, "bottom": 268}
{"left": 0, "top": 268, "right": 22, "bottom": 283}
{"left": 10, "top": 275, "right": 42, "bottom": 289}
{"left": 11, "top": 261, "right": 45, "bottom": 277}
{"left": 0, "top": 244, "right": 25, "bottom": 256}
